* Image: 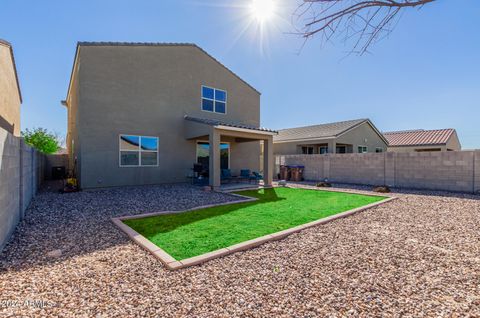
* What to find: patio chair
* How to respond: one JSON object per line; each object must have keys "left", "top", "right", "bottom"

{"left": 250, "top": 171, "right": 263, "bottom": 184}
{"left": 240, "top": 169, "right": 251, "bottom": 182}
{"left": 221, "top": 169, "right": 234, "bottom": 183}
{"left": 193, "top": 163, "right": 208, "bottom": 185}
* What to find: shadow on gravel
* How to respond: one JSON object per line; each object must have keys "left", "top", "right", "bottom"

{"left": 0, "top": 184, "right": 243, "bottom": 272}
{"left": 124, "top": 188, "right": 284, "bottom": 234}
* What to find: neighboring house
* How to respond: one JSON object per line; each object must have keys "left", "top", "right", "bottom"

{"left": 0, "top": 39, "right": 22, "bottom": 136}
{"left": 62, "top": 42, "right": 276, "bottom": 190}
{"left": 55, "top": 147, "right": 68, "bottom": 155}
{"left": 274, "top": 119, "right": 388, "bottom": 155}
{"left": 384, "top": 129, "right": 461, "bottom": 152}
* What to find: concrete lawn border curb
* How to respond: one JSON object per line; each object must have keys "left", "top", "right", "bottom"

{"left": 112, "top": 187, "right": 397, "bottom": 270}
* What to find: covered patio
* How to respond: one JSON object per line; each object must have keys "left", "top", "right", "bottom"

{"left": 184, "top": 115, "right": 277, "bottom": 190}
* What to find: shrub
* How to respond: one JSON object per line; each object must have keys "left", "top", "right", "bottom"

{"left": 22, "top": 128, "right": 60, "bottom": 154}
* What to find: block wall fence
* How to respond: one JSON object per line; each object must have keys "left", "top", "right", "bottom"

{"left": 0, "top": 126, "right": 45, "bottom": 251}
{"left": 276, "top": 151, "right": 480, "bottom": 194}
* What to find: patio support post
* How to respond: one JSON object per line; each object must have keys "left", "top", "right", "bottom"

{"left": 263, "top": 136, "right": 274, "bottom": 186}
{"left": 209, "top": 128, "right": 221, "bottom": 190}
{"left": 328, "top": 139, "right": 336, "bottom": 154}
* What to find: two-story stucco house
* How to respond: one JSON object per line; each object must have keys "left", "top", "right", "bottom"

{"left": 62, "top": 42, "right": 276, "bottom": 190}
{"left": 0, "top": 39, "right": 22, "bottom": 136}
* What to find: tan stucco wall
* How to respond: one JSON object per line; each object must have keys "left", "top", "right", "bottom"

{"left": 273, "top": 139, "right": 306, "bottom": 155}
{"left": 227, "top": 138, "right": 261, "bottom": 175}
{"left": 69, "top": 45, "right": 261, "bottom": 188}
{"left": 66, "top": 58, "right": 80, "bottom": 180}
{"left": 0, "top": 43, "right": 21, "bottom": 136}
{"left": 446, "top": 131, "right": 462, "bottom": 151}
{"left": 336, "top": 122, "right": 388, "bottom": 153}
{"left": 274, "top": 122, "right": 387, "bottom": 155}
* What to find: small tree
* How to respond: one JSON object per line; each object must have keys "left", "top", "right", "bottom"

{"left": 22, "top": 128, "right": 60, "bottom": 154}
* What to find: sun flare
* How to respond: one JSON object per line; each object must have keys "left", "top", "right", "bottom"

{"left": 250, "top": 0, "right": 276, "bottom": 23}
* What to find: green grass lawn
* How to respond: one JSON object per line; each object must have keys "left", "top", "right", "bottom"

{"left": 124, "top": 188, "right": 386, "bottom": 260}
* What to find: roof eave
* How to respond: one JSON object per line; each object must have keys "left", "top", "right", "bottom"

{"left": 64, "top": 43, "right": 81, "bottom": 108}
{"left": 0, "top": 39, "right": 23, "bottom": 103}
{"left": 388, "top": 143, "right": 448, "bottom": 148}
{"left": 335, "top": 119, "right": 389, "bottom": 145}
{"left": 216, "top": 125, "right": 277, "bottom": 136}
{"left": 273, "top": 136, "right": 335, "bottom": 143}
{"left": 184, "top": 115, "right": 277, "bottom": 134}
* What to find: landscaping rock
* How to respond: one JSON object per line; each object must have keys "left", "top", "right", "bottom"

{"left": 373, "top": 185, "right": 391, "bottom": 193}
{"left": 203, "top": 186, "right": 212, "bottom": 192}
{"left": 47, "top": 249, "right": 62, "bottom": 258}
{"left": 277, "top": 180, "right": 287, "bottom": 187}
{"left": 0, "top": 183, "right": 479, "bottom": 317}
{"left": 316, "top": 181, "right": 332, "bottom": 187}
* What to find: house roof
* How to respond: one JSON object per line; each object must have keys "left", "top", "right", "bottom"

{"left": 64, "top": 42, "right": 260, "bottom": 105}
{"left": 184, "top": 115, "right": 277, "bottom": 134}
{"left": 55, "top": 147, "right": 68, "bottom": 155}
{"left": 383, "top": 129, "right": 456, "bottom": 147}
{"left": 0, "top": 39, "right": 22, "bottom": 103}
{"left": 274, "top": 119, "right": 386, "bottom": 143}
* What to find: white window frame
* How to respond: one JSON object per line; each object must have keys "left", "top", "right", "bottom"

{"left": 119, "top": 134, "right": 159, "bottom": 167}
{"left": 358, "top": 145, "right": 368, "bottom": 153}
{"left": 196, "top": 140, "right": 231, "bottom": 169}
{"left": 375, "top": 147, "right": 384, "bottom": 153}
{"left": 201, "top": 85, "right": 227, "bottom": 114}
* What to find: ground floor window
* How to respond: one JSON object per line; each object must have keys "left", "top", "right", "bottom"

{"left": 319, "top": 146, "right": 328, "bottom": 154}
{"left": 375, "top": 147, "right": 384, "bottom": 153}
{"left": 119, "top": 135, "right": 159, "bottom": 167}
{"left": 358, "top": 146, "right": 368, "bottom": 153}
{"left": 197, "top": 141, "right": 230, "bottom": 170}
{"left": 336, "top": 146, "right": 347, "bottom": 154}
{"left": 301, "top": 146, "right": 314, "bottom": 155}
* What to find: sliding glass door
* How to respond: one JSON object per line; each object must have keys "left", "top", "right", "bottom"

{"left": 196, "top": 141, "right": 230, "bottom": 170}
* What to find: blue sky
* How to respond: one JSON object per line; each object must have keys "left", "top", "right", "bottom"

{"left": 1, "top": 0, "right": 479, "bottom": 148}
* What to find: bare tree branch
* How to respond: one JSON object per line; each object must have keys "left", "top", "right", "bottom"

{"left": 294, "top": 0, "right": 436, "bottom": 55}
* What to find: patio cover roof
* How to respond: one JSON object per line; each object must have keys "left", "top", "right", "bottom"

{"left": 184, "top": 115, "right": 276, "bottom": 189}
{"left": 184, "top": 115, "right": 277, "bottom": 136}
{"left": 0, "top": 39, "right": 22, "bottom": 103}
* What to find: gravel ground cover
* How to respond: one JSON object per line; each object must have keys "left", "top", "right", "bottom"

{"left": 1, "top": 183, "right": 479, "bottom": 317}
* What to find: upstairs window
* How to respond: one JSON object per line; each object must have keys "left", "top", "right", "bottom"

{"left": 119, "top": 135, "right": 159, "bottom": 167}
{"left": 202, "top": 86, "right": 227, "bottom": 114}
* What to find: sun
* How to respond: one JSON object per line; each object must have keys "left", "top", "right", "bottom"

{"left": 250, "top": 0, "right": 276, "bottom": 23}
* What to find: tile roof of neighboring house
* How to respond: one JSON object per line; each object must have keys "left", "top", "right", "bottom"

{"left": 64, "top": 42, "right": 260, "bottom": 104}
{"left": 274, "top": 119, "right": 386, "bottom": 143}
{"left": 0, "top": 39, "right": 22, "bottom": 103}
{"left": 184, "top": 115, "right": 277, "bottom": 134}
{"left": 383, "top": 129, "right": 455, "bottom": 147}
